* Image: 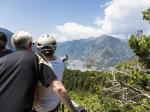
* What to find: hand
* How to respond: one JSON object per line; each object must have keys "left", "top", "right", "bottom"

{"left": 62, "top": 55, "right": 68, "bottom": 62}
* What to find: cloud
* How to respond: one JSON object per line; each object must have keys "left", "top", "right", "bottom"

{"left": 100, "top": 1, "right": 112, "bottom": 8}
{"left": 95, "top": 0, "right": 150, "bottom": 35}
{"left": 56, "top": 22, "right": 103, "bottom": 42}
{"left": 55, "top": 0, "right": 150, "bottom": 42}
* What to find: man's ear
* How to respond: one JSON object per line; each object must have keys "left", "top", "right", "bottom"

{"left": 28, "top": 42, "right": 32, "bottom": 50}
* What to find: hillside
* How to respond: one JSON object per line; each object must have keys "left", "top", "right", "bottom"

{"left": 63, "top": 57, "right": 150, "bottom": 111}
{"left": 56, "top": 35, "right": 133, "bottom": 69}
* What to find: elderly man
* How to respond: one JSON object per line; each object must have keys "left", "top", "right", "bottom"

{"left": 0, "top": 32, "right": 13, "bottom": 57}
{"left": 0, "top": 31, "right": 77, "bottom": 112}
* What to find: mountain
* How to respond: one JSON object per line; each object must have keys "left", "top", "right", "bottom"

{"left": 0, "top": 27, "right": 14, "bottom": 49}
{"left": 0, "top": 28, "right": 133, "bottom": 69}
{"left": 56, "top": 35, "right": 134, "bottom": 69}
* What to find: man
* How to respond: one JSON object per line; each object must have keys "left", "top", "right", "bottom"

{"left": 0, "top": 31, "right": 77, "bottom": 112}
{"left": 34, "top": 34, "right": 68, "bottom": 112}
{"left": 0, "top": 32, "right": 13, "bottom": 57}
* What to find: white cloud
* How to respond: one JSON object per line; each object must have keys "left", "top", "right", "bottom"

{"left": 100, "top": 1, "right": 112, "bottom": 8}
{"left": 56, "top": 22, "right": 103, "bottom": 42}
{"left": 55, "top": 0, "right": 150, "bottom": 42}
{"left": 95, "top": 0, "right": 150, "bottom": 35}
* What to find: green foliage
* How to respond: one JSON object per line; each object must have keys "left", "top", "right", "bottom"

{"left": 69, "top": 91, "right": 103, "bottom": 111}
{"left": 128, "top": 35, "right": 150, "bottom": 57}
{"left": 131, "top": 69, "right": 150, "bottom": 91}
{"left": 143, "top": 7, "right": 150, "bottom": 23}
{"left": 128, "top": 35, "right": 150, "bottom": 68}
{"left": 63, "top": 68, "right": 150, "bottom": 111}
{"left": 116, "top": 58, "right": 150, "bottom": 91}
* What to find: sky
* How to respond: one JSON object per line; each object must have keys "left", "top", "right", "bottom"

{"left": 0, "top": 0, "right": 150, "bottom": 42}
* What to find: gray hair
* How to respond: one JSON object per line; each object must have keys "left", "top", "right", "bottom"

{"left": 11, "top": 31, "right": 32, "bottom": 49}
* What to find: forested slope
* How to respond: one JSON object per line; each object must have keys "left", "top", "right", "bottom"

{"left": 63, "top": 57, "right": 150, "bottom": 111}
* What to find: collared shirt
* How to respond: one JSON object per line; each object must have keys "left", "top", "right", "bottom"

{"left": 0, "top": 50, "right": 57, "bottom": 112}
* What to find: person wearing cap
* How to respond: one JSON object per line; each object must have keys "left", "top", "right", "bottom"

{"left": 0, "top": 32, "right": 13, "bottom": 57}
{"left": 33, "top": 34, "right": 69, "bottom": 112}
{"left": 0, "top": 31, "right": 78, "bottom": 112}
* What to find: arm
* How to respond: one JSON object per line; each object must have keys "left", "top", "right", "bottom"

{"left": 51, "top": 80, "right": 76, "bottom": 112}
{"left": 35, "top": 53, "right": 76, "bottom": 111}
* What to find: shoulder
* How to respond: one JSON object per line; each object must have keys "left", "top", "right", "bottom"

{"left": 3, "top": 49, "right": 13, "bottom": 54}
{"left": 56, "top": 57, "right": 62, "bottom": 61}
{"left": 6, "top": 49, "right": 13, "bottom": 53}
{"left": 0, "top": 49, "right": 13, "bottom": 57}
{"left": 35, "top": 52, "right": 48, "bottom": 61}
{"left": 54, "top": 57, "right": 64, "bottom": 64}
{"left": 34, "top": 52, "right": 49, "bottom": 66}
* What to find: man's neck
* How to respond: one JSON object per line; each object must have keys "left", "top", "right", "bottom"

{"left": 46, "top": 55, "right": 57, "bottom": 61}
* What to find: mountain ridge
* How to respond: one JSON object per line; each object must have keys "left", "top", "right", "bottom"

{"left": 0, "top": 27, "right": 133, "bottom": 69}
{"left": 56, "top": 35, "right": 133, "bottom": 69}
